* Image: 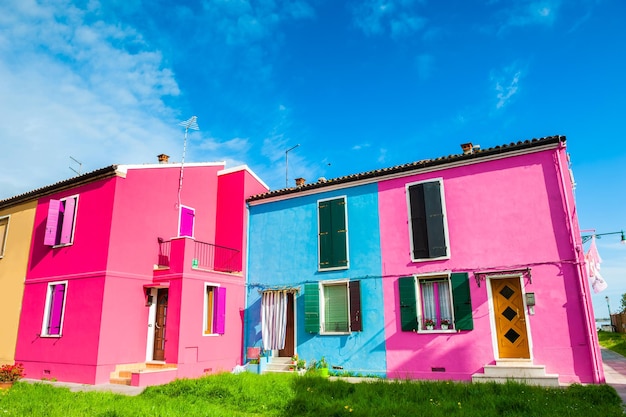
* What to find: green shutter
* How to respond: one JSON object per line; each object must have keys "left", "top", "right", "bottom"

{"left": 330, "top": 199, "right": 348, "bottom": 267}
{"left": 423, "top": 181, "right": 447, "bottom": 258}
{"left": 304, "top": 283, "right": 320, "bottom": 333}
{"left": 349, "top": 281, "right": 362, "bottom": 332}
{"left": 451, "top": 273, "right": 473, "bottom": 330}
{"left": 318, "top": 202, "right": 332, "bottom": 268}
{"left": 399, "top": 277, "right": 419, "bottom": 331}
{"left": 408, "top": 185, "right": 429, "bottom": 259}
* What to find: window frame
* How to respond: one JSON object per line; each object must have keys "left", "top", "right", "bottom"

{"left": 41, "top": 280, "right": 68, "bottom": 338}
{"left": 44, "top": 195, "right": 79, "bottom": 247}
{"left": 202, "top": 283, "right": 226, "bottom": 336}
{"left": 0, "top": 215, "right": 9, "bottom": 258}
{"left": 317, "top": 196, "right": 349, "bottom": 271}
{"left": 305, "top": 280, "right": 362, "bottom": 335}
{"left": 415, "top": 273, "right": 455, "bottom": 333}
{"left": 405, "top": 178, "right": 450, "bottom": 262}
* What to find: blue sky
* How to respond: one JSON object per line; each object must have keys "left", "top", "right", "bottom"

{"left": 1, "top": 0, "right": 624, "bottom": 318}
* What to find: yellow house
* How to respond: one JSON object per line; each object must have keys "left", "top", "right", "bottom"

{"left": 0, "top": 200, "right": 37, "bottom": 365}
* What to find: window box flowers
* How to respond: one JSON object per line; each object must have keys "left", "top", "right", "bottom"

{"left": 424, "top": 319, "right": 435, "bottom": 330}
{"left": 440, "top": 319, "right": 451, "bottom": 330}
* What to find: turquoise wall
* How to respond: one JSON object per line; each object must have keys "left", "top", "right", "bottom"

{"left": 245, "top": 183, "right": 386, "bottom": 376}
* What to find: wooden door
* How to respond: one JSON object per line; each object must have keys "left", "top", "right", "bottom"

{"left": 279, "top": 293, "right": 295, "bottom": 357}
{"left": 153, "top": 289, "right": 169, "bottom": 361}
{"left": 491, "top": 278, "right": 530, "bottom": 359}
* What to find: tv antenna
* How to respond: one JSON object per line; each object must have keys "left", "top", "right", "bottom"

{"left": 69, "top": 156, "right": 82, "bottom": 176}
{"left": 177, "top": 116, "right": 199, "bottom": 208}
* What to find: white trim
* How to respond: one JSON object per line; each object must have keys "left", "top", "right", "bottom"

{"left": 0, "top": 214, "right": 10, "bottom": 258}
{"left": 178, "top": 205, "right": 195, "bottom": 238}
{"left": 116, "top": 161, "right": 225, "bottom": 175}
{"left": 412, "top": 273, "right": 457, "bottom": 334}
{"left": 52, "top": 194, "right": 80, "bottom": 248}
{"left": 40, "top": 280, "right": 68, "bottom": 337}
{"left": 405, "top": 178, "right": 451, "bottom": 262}
{"left": 317, "top": 195, "right": 350, "bottom": 272}
{"left": 319, "top": 280, "right": 351, "bottom": 335}
{"left": 218, "top": 165, "right": 270, "bottom": 191}
{"left": 248, "top": 143, "right": 560, "bottom": 206}
{"left": 202, "top": 282, "right": 221, "bottom": 336}
{"left": 145, "top": 288, "right": 158, "bottom": 361}
{"left": 486, "top": 274, "right": 533, "bottom": 361}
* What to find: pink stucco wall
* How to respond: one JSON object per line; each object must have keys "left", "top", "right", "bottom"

{"left": 379, "top": 146, "right": 599, "bottom": 383}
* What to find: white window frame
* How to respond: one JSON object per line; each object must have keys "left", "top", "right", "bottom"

{"left": 41, "top": 280, "right": 68, "bottom": 337}
{"left": 405, "top": 178, "right": 450, "bottom": 262}
{"left": 414, "top": 272, "right": 456, "bottom": 333}
{"left": 320, "top": 279, "right": 351, "bottom": 335}
{"left": 0, "top": 215, "right": 9, "bottom": 258}
{"left": 202, "top": 282, "right": 221, "bottom": 336}
{"left": 53, "top": 195, "right": 80, "bottom": 248}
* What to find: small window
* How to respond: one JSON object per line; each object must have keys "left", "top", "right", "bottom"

{"left": 304, "top": 280, "right": 361, "bottom": 334}
{"left": 406, "top": 180, "right": 449, "bottom": 261}
{"left": 44, "top": 196, "right": 79, "bottom": 246}
{"left": 399, "top": 273, "right": 473, "bottom": 332}
{"left": 42, "top": 281, "right": 68, "bottom": 337}
{"left": 0, "top": 216, "right": 8, "bottom": 257}
{"left": 318, "top": 197, "right": 349, "bottom": 270}
{"left": 203, "top": 284, "right": 226, "bottom": 335}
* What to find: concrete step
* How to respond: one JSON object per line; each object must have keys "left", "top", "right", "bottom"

{"left": 482, "top": 364, "right": 548, "bottom": 378}
{"left": 110, "top": 377, "right": 131, "bottom": 386}
{"left": 472, "top": 374, "right": 560, "bottom": 387}
{"left": 472, "top": 361, "right": 559, "bottom": 387}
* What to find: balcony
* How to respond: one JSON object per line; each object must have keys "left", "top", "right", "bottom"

{"left": 157, "top": 238, "right": 241, "bottom": 273}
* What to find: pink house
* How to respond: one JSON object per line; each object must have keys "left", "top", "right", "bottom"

{"left": 14, "top": 159, "right": 268, "bottom": 386}
{"left": 379, "top": 136, "right": 603, "bottom": 384}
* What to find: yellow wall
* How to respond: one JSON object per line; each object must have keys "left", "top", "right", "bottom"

{"left": 0, "top": 201, "right": 36, "bottom": 365}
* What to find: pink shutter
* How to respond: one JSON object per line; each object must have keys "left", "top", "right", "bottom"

{"left": 48, "top": 283, "right": 66, "bottom": 335}
{"left": 60, "top": 198, "right": 76, "bottom": 244}
{"left": 179, "top": 207, "right": 195, "bottom": 237}
{"left": 44, "top": 200, "right": 61, "bottom": 246}
{"left": 214, "top": 287, "right": 226, "bottom": 334}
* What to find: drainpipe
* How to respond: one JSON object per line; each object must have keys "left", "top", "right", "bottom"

{"left": 556, "top": 140, "right": 604, "bottom": 383}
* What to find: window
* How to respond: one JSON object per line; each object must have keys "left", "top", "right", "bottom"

{"left": 318, "top": 197, "right": 348, "bottom": 270}
{"left": 0, "top": 216, "right": 8, "bottom": 258}
{"left": 399, "top": 273, "right": 473, "bottom": 332}
{"left": 406, "top": 180, "right": 449, "bottom": 261}
{"left": 44, "top": 195, "right": 79, "bottom": 246}
{"left": 41, "top": 281, "right": 68, "bottom": 337}
{"left": 203, "top": 284, "right": 226, "bottom": 335}
{"left": 304, "top": 280, "right": 361, "bottom": 334}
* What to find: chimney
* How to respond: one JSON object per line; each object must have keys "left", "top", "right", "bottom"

{"left": 295, "top": 177, "right": 306, "bottom": 187}
{"left": 460, "top": 143, "right": 473, "bottom": 155}
{"left": 157, "top": 154, "right": 170, "bottom": 164}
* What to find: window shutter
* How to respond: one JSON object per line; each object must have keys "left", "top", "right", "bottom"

{"left": 330, "top": 199, "right": 348, "bottom": 267}
{"left": 423, "top": 182, "right": 447, "bottom": 258}
{"left": 48, "top": 283, "right": 66, "bottom": 335}
{"left": 398, "top": 277, "right": 419, "bottom": 331}
{"left": 44, "top": 200, "right": 61, "bottom": 246}
{"left": 60, "top": 198, "right": 76, "bottom": 244}
{"left": 179, "top": 206, "right": 195, "bottom": 237}
{"left": 304, "top": 283, "right": 320, "bottom": 333}
{"left": 349, "top": 281, "right": 362, "bottom": 332}
{"left": 451, "top": 273, "right": 473, "bottom": 330}
{"left": 214, "top": 287, "right": 226, "bottom": 334}
{"left": 0, "top": 217, "right": 8, "bottom": 256}
{"left": 408, "top": 185, "right": 429, "bottom": 259}
{"left": 318, "top": 202, "right": 332, "bottom": 268}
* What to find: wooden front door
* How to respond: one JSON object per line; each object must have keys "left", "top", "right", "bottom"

{"left": 279, "top": 293, "right": 295, "bottom": 358}
{"left": 153, "top": 289, "right": 169, "bottom": 361}
{"left": 491, "top": 278, "right": 530, "bottom": 359}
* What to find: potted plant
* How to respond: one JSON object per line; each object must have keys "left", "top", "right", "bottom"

{"left": 424, "top": 319, "right": 435, "bottom": 330}
{"left": 440, "top": 319, "right": 451, "bottom": 330}
{"left": 317, "top": 356, "right": 329, "bottom": 377}
{"left": 0, "top": 363, "right": 25, "bottom": 389}
{"left": 291, "top": 354, "right": 298, "bottom": 365}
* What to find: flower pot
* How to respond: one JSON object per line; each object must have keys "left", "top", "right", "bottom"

{"left": 441, "top": 324, "right": 449, "bottom": 330}
{"left": 318, "top": 368, "right": 329, "bottom": 378}
{"left": 0, "top": 382, "right": 13, "bottom": 390}
{"left": 426, "top": 325, "right": 434, "bottom": 331}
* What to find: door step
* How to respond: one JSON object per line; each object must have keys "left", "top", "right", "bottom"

{"left": 109, "top": 362, "right": 178, "bottom": 385}
{"left": 472, "top": 362, "right": 559, "bottom": 386}
{"left": 262, "top": 357, "right": 297, "bottom": 373}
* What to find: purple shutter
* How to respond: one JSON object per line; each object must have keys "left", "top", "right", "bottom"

{"left": 59, "top": 198, "right": 76, "bottom": 244}
{"left": 47, "top": 283, "right": 66, "bottom": 335}
{"left": 214, "top": 287, "right": 226, "bottom": 334}
{"left": 179, "top": 207, "right": 194, "bottom": 237}
{"left": 44, "top": 200, "right": 61, "bottom": 246}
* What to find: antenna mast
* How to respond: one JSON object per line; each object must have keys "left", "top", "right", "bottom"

{"left": 69, "top": 156, "right": 82, "bottom": 176}
{"left": 177, "top": 116, "right": 199, "bottom": 207}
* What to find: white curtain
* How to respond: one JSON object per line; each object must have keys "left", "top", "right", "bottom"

{"left": 438, "top": 280, "right": 452, "bottom": 322}
{"left": 261, "top": 291, "right": 288, "bottom": 350}
{"left": 421, "top": 282, "right": 436, "bottom": 325}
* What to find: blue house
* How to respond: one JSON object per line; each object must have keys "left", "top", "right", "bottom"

{"left": 244, "top": 181, "right": 386, "bottom": 376}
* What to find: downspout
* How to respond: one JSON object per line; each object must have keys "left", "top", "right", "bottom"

{"left": 242, "top": 201, "right": 251, "bottom": 366}
{"left": 555, "top": 141, "right": 604, "bottom": 383}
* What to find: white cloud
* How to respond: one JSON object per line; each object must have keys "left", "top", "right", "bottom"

{"left": 491, "top": 64, "right": 524, "bottom": 109}
{"left": 352, "top": 0, "right": 426, "bottom": 38}
{"left": 495, "top": 0, "right": 561, "bottom": 32}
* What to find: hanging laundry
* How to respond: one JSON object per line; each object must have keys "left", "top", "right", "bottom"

{"left": 586, "top": 236, "right": 607, "bottom": 293}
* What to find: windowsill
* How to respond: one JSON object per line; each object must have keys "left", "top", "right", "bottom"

{"left": 318, "top": 265, "right": 349, "bottom": 272}
{"left": 202, "top": 333, "right": 220, "bottom": 337}
{"left": 320, "top": 331, "right": 350, "bottom": 336}
{"left": 417, "top": 329, "right": 456, "bottom": 334}
{"left": 52, "top": 243, "right": 74, "bottom": 249}
{"left": 40, "top": 334, "right": 62, "bottom": 338}
{"left": 410, "top": 255, "right": 450, "bottom": 263}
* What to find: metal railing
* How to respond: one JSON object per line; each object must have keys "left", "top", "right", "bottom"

{"left": 157, "top": 239, "right": 171, "bottom": 267}
{"left": 194, "top": 240, "right": 241, "bottom": 273}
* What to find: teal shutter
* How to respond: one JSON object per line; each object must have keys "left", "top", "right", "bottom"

{"left": 304, "top": 283, "right": 320, "bottom": 333}
{"left": 318, "top": 202, "right": 332, "bottom": 268}
{"left": 423, "top": 181, "right": 447, "bottom": 258}
{"left": 399, "top": 277, "right": 419, "bottom": 331}
{"left": 451, "top": 273, "right": 473, "bottom": 330}
{"left": 330, "top": 199, "right": 348, "bottom": 267}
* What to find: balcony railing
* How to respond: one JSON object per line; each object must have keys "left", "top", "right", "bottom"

{"left": 156, "top": 239, "right": 241, "bottom": 273}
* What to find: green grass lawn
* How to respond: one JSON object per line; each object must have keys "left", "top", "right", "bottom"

{"left": 1, "top": 372, "right": 623, "bottom": 417}
{"left": 598, "top": 330, "right": 626, "bottom": 357}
